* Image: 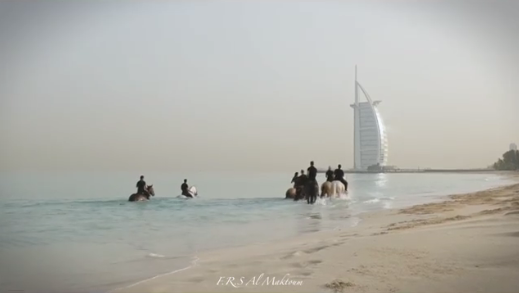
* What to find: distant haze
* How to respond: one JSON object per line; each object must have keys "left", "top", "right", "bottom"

{"left": 1, "top": 0, "right": 518, "bottom": 172}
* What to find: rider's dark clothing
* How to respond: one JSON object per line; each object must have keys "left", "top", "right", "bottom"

{"left": 291, "top": 174, "right": 299, "bottom": 186}
{"left": 334, "top": 169, "right": 348, "bottom": 190}
{"left": 307, "top": 166, "right": 317, "bottom": 181}
{"left": 136, "top": 179, "right": 146, "bottom": 194}
{"left": 181, "top": 183, "right": 188, "bottom": 192}
{"left": 298, "top": 174, "right": 309, "bottom": 186}
{"left": 325, "top": 169, "right": 334, "bottom": 182}
{"left": 181, "top": 182, "right": 192, "bottom": 197}
{"left": 334, "top": 168, "right": 345, "bottom": 180}
{"left": 339, "top": 178, "right": 348, "bottom": 190}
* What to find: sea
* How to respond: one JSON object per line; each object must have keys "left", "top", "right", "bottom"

{"left": 0, "top": 171, "right": 516, "bottom": 293}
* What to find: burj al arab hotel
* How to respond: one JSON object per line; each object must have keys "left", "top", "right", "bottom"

{"left": 350, "top": 66, "right": 389, "bottom": 170}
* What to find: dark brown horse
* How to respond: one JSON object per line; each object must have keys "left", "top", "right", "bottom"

{"left": 292, "top": 180, "right": 318, "bottom": 204}
{"left": 128, "top": 185, "right": 155, "bottom": 202}
{"left": 305, "top": 180, "right": 319, "bottom": 204}
{"left": 293, "top": 185, "right": 305, "bottom": 201}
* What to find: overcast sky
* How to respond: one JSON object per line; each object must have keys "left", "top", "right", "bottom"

{"left": 1, "top": 0, "right": 518, "bottom": 172}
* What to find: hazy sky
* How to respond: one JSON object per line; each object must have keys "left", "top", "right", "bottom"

{"left": 1, "top": 0, "right": 518, "bottom": 172}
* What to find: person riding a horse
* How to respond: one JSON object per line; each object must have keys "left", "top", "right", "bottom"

{"left": 325, "top": 166, "right": 334, "bottom": 182}
{"left": 291, "top": 172, "right": 299, "bottom": 188}
{"left": 181, "top": 179, "right": 194, "bottom": 198}
{"left": 129, "top": 184, "right": 155, "bottom": 201}
{"left": 334, "top": 165, "right": 348, "bottom": 191}
{"left": 293, "top": 170, "right": 308, "bottom": 200}
{"left": 306, "top": 161, "right": 319, "bottom": 204}
{"left": 136, "top": 175, "right": 150, "bottom": 197}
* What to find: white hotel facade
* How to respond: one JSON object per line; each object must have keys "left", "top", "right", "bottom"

{"left": 350, "top": 66, "right": 389, "bottom": 170}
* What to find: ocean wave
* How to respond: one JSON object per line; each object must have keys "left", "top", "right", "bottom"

{"left": 363, "top": 198, "right": 380, "bottom": 204}
{"left": 314, "top": 198, "right": 331, "bottom": 205}
{"left": 108, "top": 254, "right": 200, "bottom": 293}
{"left": 382, "top": 201, "right": 393, "bottom": 209}
{"left": 362, "top": 196, "right": 394, "bottom": 204}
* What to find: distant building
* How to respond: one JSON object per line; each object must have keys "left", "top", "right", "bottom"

{"left": 511, "top": 143, "right": 518, "bottom": 151}
{"left": 350, "top": 66, "right": 388, "bottom": 170}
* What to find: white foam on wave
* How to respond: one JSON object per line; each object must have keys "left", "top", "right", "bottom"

{"left": 336, "top": 193, "right": 351, "bottom": 200}
{"left": 311, "top": 194, "right": 352, "bottom": 206}
{"left": 314, "top": 197, "right": 331, "bottom": 205}
{"left": 147, "top": 253, "right": 165, "bottom": 258}
{"left": 382, "top": 201, "right": 393, "bottom": 209}
{"left": 363, "top": 198, "right": 380, "bottom": 204}
{"left": 107, "top": 254, "right": 200, "bottom": 293}
{"left": 363, "top": 196, "right": 395, "bottom": 204}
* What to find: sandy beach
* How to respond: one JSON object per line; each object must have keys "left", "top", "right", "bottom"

{"left": 116, "top": 175, "right": 519, "bottom": 293}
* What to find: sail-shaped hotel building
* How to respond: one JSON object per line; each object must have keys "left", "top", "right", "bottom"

{"left": 350, "top": 66, "right": 389, "bottom": 170}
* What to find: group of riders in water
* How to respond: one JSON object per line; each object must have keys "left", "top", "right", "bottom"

{"left": 288, "top": 162, "right": 349, "bottom": 204}
{"left": 128, "top": 161, "right": 348, "bottom": 204}
{"left": 128, "top": 176, "right": 195, "bottom": 202}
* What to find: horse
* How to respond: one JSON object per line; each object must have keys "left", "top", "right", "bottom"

{"left": 320, "top": 181, "right": 346, "bottom": 199}
{"left": 180, "top": 186, "right": 198, "bottom": 198}
{"left": 293, "top": 185, "right": 306, "bottom": 201}
{"left": 304, "top": 180, "right": 319, "bottom": 204}
{"left": 128, "top": 185, "right": 155, "bottom": 202}
{"left": 285, "top": 187, "right": 297, "bottom": 199}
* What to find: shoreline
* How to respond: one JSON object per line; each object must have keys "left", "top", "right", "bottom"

{"left": 114, "top": 175, "right": 519, "bottom": 293}
{"left": 320, "top": 170, "right": 519, "bottom": 174}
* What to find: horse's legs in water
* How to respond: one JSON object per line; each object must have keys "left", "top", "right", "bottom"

{"left": 312, "top": 184, "right": 317, "bottom": 203}
{"left": 295, "top": 186, "right": 304, "bottom": 201}
{"left": 306, "top": 181, "right": 317, "bottom": 204}
{"left": 305, "top": 183, "right": 311, "bottom": 204}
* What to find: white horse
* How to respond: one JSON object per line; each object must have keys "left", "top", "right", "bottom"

{"left": 320, "top": 181, "right": 347, "bottom": 199}
{"left": 178, "top": 186, "right": 198, "bottom": 199}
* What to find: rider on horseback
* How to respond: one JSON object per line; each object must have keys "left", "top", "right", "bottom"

{"left": 136, "top": 175, "right": 152, "bottom": 198}
{"left": 293, "top": 170, "right": 308, "bottom": 200}
{"left": 325, "top": 166, "right": 334, "bottom": 182}
{"left": 136, "top": 175, "right": 147, "bottom": 195}
{"left": 307, "top": 161, "right": 317, "bottom": 181}
{"left": 291, "top": 172, "right": 299, "bottom": 188}
{"left": 181, "top": 179, "right": 192, "bottom": 198}
{"left": 306, "top": 161, "right": 319, "bottom": 204}
{"left": 298, "top": 170, "right": 308, "bottom": 185}
{"left": 334, "top": 164, "right": 348, "bottom": 190}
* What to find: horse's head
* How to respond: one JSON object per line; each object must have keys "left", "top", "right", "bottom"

{"left": 147, "top": 185, "right": 155, "bottom": 196}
